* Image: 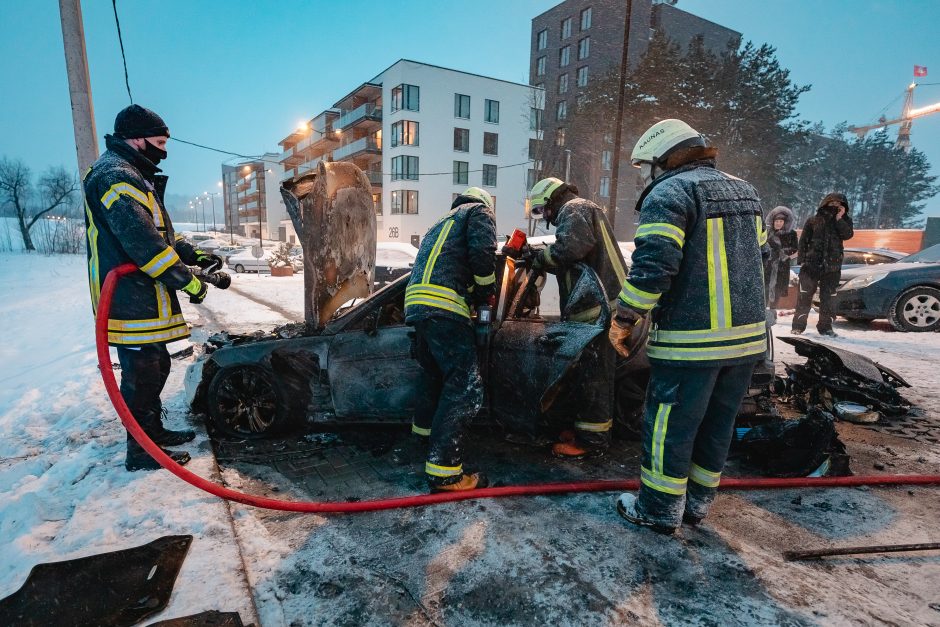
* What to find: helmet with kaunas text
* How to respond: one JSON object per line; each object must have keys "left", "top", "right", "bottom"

{"left": 527, "top": 177, "right": 565, "bottom": 217}
{"left": 631, "top": 119, "right": 705, "bottom": 167}
{"left": 463, "top": 186, "right": 494, "bottom": 210}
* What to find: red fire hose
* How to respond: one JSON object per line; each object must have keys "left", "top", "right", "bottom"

{"left": 97, "top": 263, "right": 940, "bottom": 513}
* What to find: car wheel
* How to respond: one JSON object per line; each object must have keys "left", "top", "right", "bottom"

{"left": 234, "top": 264, "right": 245, "bottom": 273}
{"left": 207, "top": 365, "right": 287, "bottom": 439}
{"left": 889, "top": 287, "right": 940, "bottom": 332}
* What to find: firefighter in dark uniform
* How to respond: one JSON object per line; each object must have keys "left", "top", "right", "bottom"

{"left": 610, "top": 119, "right": 768, "bottom": 534}
{"left": 405, "top": 187, "right": 497, "bottom": 492}
{"left": 84, "top": 105, "right": 230, "bottom": 471}
{"left": 526, "top": 177, "right": 628, "bottom": 459}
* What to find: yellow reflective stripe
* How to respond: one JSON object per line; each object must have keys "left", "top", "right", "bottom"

{"left": 404, "top": 296, "right": 472, "bottom": 318}
{"left": 100, "top": 182, "right": 149, "bottom": 209}
{"left": 636, "top": 222, "right": 685, "bottom": 248}
{"left": 412, "top": 424, "right": 431, "bottom": 436}
{"left": 155, "top": 283, "right": 171, "bottom": 319}
{"left": 600, "top": 221, "right": 627, "bottom": 285}
{"left": 619, "top": 281, "right": 661, "bottom": 311}
{"left": 690, "top": 463, "right": 721, "bottom": 488}
{"left": 653, "top": 321, "right": 766, "bottom": 343}
{"left": 425, "top": 462, "right": 463, "bottom": 477}
{"left": 574, "top": 420, "right": 612, "bottom": 433}
{"left": 651, "top": 403, "right": 671, "bottom": 475}
{"left": 109, "top": 314, "right": 185, "bottom": 331}
{"left": 473, "top": 273, "right": 496, "bottom": 286}
{"left": 756, "top": 215, "right": 767, "bottom": 246}
{"left": 108, "top": 324, "right": 190, "bottom": 345}
{"left": 422, "top": 219, "right": 454, "bottom": 283}
{"left": 568, "top": 304, "right": 602, "bottom": 323}
{"left": 149, "top": 192, "right": 164, "bottom": 227}
{"left": 140, "top": 246, "right": 181, "bottom": 278}
{"left": 406, "top": 283, "right": 465, "bottom": 302}
{"left": 647, "top": 338, "right": 767, "bottom": 361}
{"left": 85, "top": 202, "right": 101, "bottom": 310}
{"left": 706, "top": 218, "right": 732, "bottom": 329}
{"left": 640, "top": 466, "right": 687, "bottom": 496}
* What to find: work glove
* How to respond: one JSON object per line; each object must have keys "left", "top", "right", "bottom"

{"left": 183, "top": 276, "right": 208, "bottom": 304}
{"left": 200, "top": 270, "right": 231, "bottom": 290}
{"left": 529, "top": 246, "right": 549, "bottom": 272}
{"left": 473, "top": 284, "right": 496, "bottom": 307}
{"left": 608, "top": 303, "right": 644, "bottom": 358}
{"left": 195, "top": 252, "right": 224, "bottom": 274}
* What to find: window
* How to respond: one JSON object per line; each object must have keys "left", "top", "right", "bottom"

{"left": 527, "top": 168, "right": 537, "bottom": 190}
{"left": 391, "top": 190, "right": 419, "bottom": 215}
{"left": 601, "top": 150, "right": 612, "bottom": 170}
{"left": 558, "top": 73, "right": 568, "bottom": 94}
{"left": 604, "top": 131, "right": 613, "bottom": 144}
{"left": 528, "top": 138, "right": 540, "bottom": 160}
{"left": 482, "top": 164, "right": 497, "bottom": 187}
{"left": 372, "top": 193, "right": 382, "bottom": 216}
{"left": 578, "top": 37, "right": 590, "bottom": 60}
{"left": 454, "top": 127, "right": 469, "bottom": 152}
{"left": 580, "top": 7, "right": 592, "bottom": 30}
{"left": 559, "top": 46, "right": 570, "bottom": 67}
{"left": 536, "top": 56, "right": 546, "bottom": 76}
{"left": 391, "top": 83, "right": 419, "bottom": 112}
{"left": 484, "top": 99, "right": 500, "bottom": 123}
{"left": 529, "top": 107, "right": 543, "bottom": 131}
{"left": 556, "top": 100, "right": 567, "bottom": 121}
{"left": 453, "top": 160, "right": 469, "bottom": 185}
{"left": 390, "top": 120, "right": 418, "bottom": 147}
{"left": 599, "top": 176, "right": 610, "bottom": 198}
{"left": 555, "top": 127, "right": 566, "bottom": 147}
{"left": 561, "top": 17, "right": 572, "bottom": 39}
{"left": 483, "top": 132, "right": 499, "bottom": 155}
{"left": 537, "top": 29, "right": 547, "bottom": 50}
{"left": 454, "top": 93, "right": 470, "bottom": 119}
{"left": 391, "top": 155, "right": 419, "bottom": 181}
{"left": 577, "top": 65, "right": 589, "bottom": 87}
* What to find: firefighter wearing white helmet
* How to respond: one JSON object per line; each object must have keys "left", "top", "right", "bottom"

{"left": 525, "top": 176, "right": 629, "bottom": 459}
{"left": 611, "top": 119, "right": 769, "bottom": 534}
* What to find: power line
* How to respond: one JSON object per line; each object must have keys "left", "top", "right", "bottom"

{"left": 111, "top": 0, "right": 133, "bottom": 104}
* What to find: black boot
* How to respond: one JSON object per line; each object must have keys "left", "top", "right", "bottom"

{"left": 125, "top": 438, "right": 191, "bottom": 472}
{"left": 148, "top": 425, "right": 196, "bottom": 446}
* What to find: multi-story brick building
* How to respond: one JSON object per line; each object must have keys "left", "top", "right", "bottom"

{"left": 529, "top": 0, "right": 739, "bottom": 238}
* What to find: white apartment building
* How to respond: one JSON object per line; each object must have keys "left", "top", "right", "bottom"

{"left": 279, "top": 59, "right": 544, "bottom": 246}
{"left": 221, "top": 154, "right": 287, "bottom": 242}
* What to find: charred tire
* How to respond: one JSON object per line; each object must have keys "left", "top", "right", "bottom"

{"left": 889, "top": 287, "right": 940, "bottom": 332}
{"left": 207, "top": 365, "right": 288, "bottom": 439}
{"left": 234, "top": 264, "right": 245, "bottom": 273}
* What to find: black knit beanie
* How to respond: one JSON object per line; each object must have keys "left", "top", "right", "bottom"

{"left": 114, "top": 104, "right": 169, "bottom": 139}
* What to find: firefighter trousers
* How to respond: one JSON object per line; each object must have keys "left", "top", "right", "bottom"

{"left": 636, "top": 360, "right": 757, "bottom": 527}
{"left": 411, "top": 317, "right": 484, "bottom": 484}
{"left": 116, "top": 344, "right": 171, "bottom": 455}
{"left": 793, "top": 268, "right": 841, "bottom": 333}
{"left": 570, "top": 334, "right": 614, "bottom": 448}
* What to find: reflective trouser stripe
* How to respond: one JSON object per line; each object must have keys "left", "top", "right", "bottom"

{"left": 426, "top": 462, "right": 462, "bottom": 477}
{"left": 756, "top": 215, "right": 767, "bottom": 246}
{"left": 85, "top": 202, "right": 101, "bottom": 310}
{"left": 619, "top": 281, "right": 660, "bottom": 311}
{"left": 599, "top": 221, "right": 627, "bottom": 285}
{"left": 640, "top": 466, "right": 687, "bottom": 496}
{"left": 690, "top": 463, "right": 721, "bottom": 488}
{"left": 101, "top": 182, "right": 150, "bottom": 209}
{"left": 574, "top": 419, "right": 612, "bottom": 433}
{"left": 652, "top": 321, "right": 766, "bottom": 343}
{"left": 635, "top": 222, "right": 686, "bottom": 248}
{"left": 646, "top": 338, "right": 767, "bottom": 361}
{"left": 140, "top": 245, "right": 181, "bottom": 278}
{"left": 473, "top": 273, "right": 496, "bottom": 286}
{"left": 706, "top": 217, "right": 732, "bottom": 329}
{"left": 651, "top": 403, "right": 671, "bottom": 475}
{"left": 412, "top": 424, "right": 431, "bottom": 436}
{"left": 422, "top": 219, "right": 454, "bottom": 283}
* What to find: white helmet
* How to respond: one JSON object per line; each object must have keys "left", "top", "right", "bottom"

{"left": 463, "top": 186, "right": 494, "bottom": 210}
{"left": 631, "top": 119, "right": 705, "bottom": 167}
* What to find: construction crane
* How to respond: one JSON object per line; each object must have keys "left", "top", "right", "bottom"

{"left": 848, "top": 82, "right": 940, "bottom": 152}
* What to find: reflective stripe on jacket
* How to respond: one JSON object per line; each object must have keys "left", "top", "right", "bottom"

{"left": 620, "top": 161, "right": 768, "bottom": 366}
{"left": 84, "top": 135, "right": 200, "bottom": 345}
{"left": 405, "top": 196, "right": 497, "bottom": 324}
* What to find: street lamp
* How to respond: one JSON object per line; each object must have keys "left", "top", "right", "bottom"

{"left": 204, "top": 190, "right": 221, "bottom": 232}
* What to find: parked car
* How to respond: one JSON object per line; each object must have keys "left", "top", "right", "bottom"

{"left": 215, "top": 245, "right": 246, "bottom": 264}
{"left": 792, "top": 247, "right": 906, "bottom": 276}
{"left": 226, "top": 249, "right": 302, "bottom": 273}
{"left": 833, "top": 243, "right": 940, "bottom": 331}
{"left": 375, "top": 242, "right": 418, "bottom": 288}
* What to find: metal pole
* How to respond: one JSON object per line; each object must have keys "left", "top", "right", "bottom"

{"left": 256, "top": 167, "right": 262, "bottom": 249}
{"left": 210, "top": 194, "right": 217, "bottom": 231}
{"left": 607, "top": 0, "right": 633, "bottom": 231}
{"left": 58, "top": 0, "right": 99, "bottom": 174}
{"left": 201, "top": 199, "right": 206, "bottom": 233}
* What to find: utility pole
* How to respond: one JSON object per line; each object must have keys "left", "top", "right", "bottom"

{"left": 607, "top": 0, "right": 633, "bottom": 232}
{"left": 59, "top": 0, "right": 98, "bottom": 174}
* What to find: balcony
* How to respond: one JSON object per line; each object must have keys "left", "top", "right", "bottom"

{"left": 333, "top": 137, "right": 381, "bottom": 161}
{"left": 336, "top": 103, "right": 382, "bottom": 131}
{"left": 365, "top": 171, "right": 383, "bottom": 186}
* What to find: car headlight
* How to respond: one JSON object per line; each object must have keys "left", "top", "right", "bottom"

{"left": 840, "top": 271, "right": 888, "bottom": 291}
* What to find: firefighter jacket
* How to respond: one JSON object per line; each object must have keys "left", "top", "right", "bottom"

{"left": 537, "top": 197, "right": 627, "bottom": 322}
{"left": 619, "top": 160, "right": 768, "bottom": 366}
{"left": 84, "top": 135, "right": 202, "bottom": 346}
{"left": 404, "top": 195, "right": 497, "bottom": 325}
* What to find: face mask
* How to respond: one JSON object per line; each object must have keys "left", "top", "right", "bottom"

{"left": 638, "top": 163, "right": 655, "bottom": 186}
{"left": 140, "top": 139, "right": 168, "bottom": 165}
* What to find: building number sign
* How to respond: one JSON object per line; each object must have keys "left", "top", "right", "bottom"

{"left": 388, "top": 227, "right": 399, "bottom": 239}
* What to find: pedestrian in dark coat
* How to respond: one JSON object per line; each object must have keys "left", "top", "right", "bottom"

{"left": 792, "top": 193, "right": 854, "bottom": 336}
{"left": 764, "top": 205, "right": 799, "bottom": 308}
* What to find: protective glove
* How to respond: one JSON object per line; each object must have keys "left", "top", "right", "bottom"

{"left": 182, "top": 276, "right": 208, "bottom": 304}
{"left": 608, "top": 303, "right": 644, "bottom": 358}
{"left": 195, "top": 252, "right": 224, "bottom": 274}
{"left": 529, "top": 247, "right": 549, "bottom": 272}
{"left": 201, "top": 271, "right": 231, "bottom": 290}
{"left": 473, "top": 284, "right": 496, "bottom": 307}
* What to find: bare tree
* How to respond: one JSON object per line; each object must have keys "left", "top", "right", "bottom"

{"left": 0, "top": 157, "right": 79, "bottom": 251}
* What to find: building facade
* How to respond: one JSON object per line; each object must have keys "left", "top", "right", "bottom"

{"left": 220, "top": 154, "right": 287, "bottom": 243}
{"left": 529, "top": 0, "right": 740, "bottom": 238}
{"left": 278, "top": 59, "right": 543, "bottom": 246}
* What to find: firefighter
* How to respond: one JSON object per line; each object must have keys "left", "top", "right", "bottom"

{"left": 527, "top": 177, "right": 628, "bottom": 459}
{"left": 609, "top": 119, "right": 768, "bottom": 534}
{"left": 84, "top": 105, "right": 230, "bottom": 472}
{"left": 405, "top": 187, "right": 498, "bottom": 492}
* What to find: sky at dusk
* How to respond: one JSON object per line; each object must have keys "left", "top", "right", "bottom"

{"left": 2, "top": 0, "right": 939, "bottom": 217}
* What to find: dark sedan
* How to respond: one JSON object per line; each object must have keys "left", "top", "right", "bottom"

{"left": 792, "top": 247, "right": 906, "bottom": 276}
{"left": 833, "top": 243, "right": 940, "bottom": 331}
